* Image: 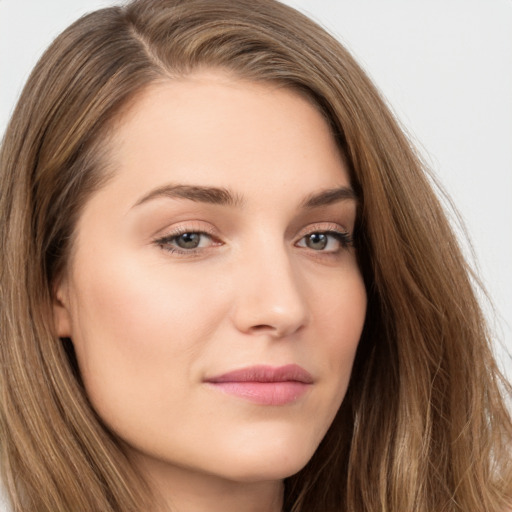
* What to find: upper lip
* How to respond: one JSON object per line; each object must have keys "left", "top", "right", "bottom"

{"left": 205, "top": 364, "right": 314, "bottom": 384}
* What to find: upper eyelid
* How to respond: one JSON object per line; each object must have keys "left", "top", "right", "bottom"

{"left": 152, "top": 220, "right": 351, "bottom": 238}
{"left": 154, "top": 221, "right": 349, "bottom": 237}
{"left": 152, "top": 221, "right": 218, "bottom": 239}
{"left": 296, "top": 222, "right": 350, "bottom": 236}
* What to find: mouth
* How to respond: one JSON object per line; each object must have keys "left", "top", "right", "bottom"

{"left": 204, "top": 364, "right": 314, "bottom": 406}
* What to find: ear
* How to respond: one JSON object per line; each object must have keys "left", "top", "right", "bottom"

{"left": 52, "top": 279, "right": 73, "bottom": 338}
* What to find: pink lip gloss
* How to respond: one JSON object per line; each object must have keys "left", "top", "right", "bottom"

{"left": 204, "top": 364, "right": 313, "bottom": 405}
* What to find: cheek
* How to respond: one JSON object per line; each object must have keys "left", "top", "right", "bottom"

{"left": 71, "top": 251, "right": 225, "bottom": 347}
{"left": 313, "top": 269, "right": 367, "bottom": 391}
{"left": 66, "top": 252, "right": 228, "bottom": 423}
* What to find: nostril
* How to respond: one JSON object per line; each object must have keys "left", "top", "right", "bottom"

{"left": 251, "top": 324, "right": 274, "bottom": 332}
{"left": 248, "top": 322, "right": 304, "bottom": 338}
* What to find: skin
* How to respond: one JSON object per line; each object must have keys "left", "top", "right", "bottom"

{"left": 54, "top": 71, "right": 367, "bottom": 512}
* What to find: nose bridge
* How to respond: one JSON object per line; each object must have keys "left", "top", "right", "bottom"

{"left": 231, "top": 232, "right": 309, "bottom": 337}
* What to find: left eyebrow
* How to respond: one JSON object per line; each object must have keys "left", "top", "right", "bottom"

{"left": 300, "top": 186, "right": 357, "bottom": 209}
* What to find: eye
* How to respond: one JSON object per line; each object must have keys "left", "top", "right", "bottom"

{"left": 296, "top": 230, "right": 353, "bottom": 252}
{"left": 173, "top": 232, "right": 205, "bottom": 249}
{"left": 154, "top": 230, "right": 219, "bottom": 254}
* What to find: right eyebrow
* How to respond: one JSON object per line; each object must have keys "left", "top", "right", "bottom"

{"left": 132, "top": 184, "right": 244, "bottom": 209}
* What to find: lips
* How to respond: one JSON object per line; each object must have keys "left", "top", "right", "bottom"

{"left": 204, "top": 364, "right": 313, "bottom": 405}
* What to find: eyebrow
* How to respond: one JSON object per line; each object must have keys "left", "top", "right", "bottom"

{"left": 133, "top": 184, "right": 244, "bottom": 208}
{"left": 132, "top": 183, "right": 357, "bottom": 209}
{"left": 300, "top": 186, "right": 358, "bottom": 208}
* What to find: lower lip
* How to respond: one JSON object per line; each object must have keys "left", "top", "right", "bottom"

{"left": 207, "top": 381, "right": 311, "bottom": 405}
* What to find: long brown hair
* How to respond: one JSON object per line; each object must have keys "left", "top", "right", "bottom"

{"left": 1, "top": 1, "right": 511, "bottom": 511}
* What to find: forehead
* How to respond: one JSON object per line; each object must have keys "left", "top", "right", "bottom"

{"left": 92, "top": 71, "right": 350, "bottom": 212}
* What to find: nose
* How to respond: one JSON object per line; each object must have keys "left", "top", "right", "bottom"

{"left": 230, "top": 242, "right": 309, "bottom": 338}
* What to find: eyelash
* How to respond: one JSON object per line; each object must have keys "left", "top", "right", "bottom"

{"left": 153, "top": 225, "right": 354, "bottom": 257}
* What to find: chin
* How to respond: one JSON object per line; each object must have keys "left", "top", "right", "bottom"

{"left": 212, "top": 434, "right": 318, "bottom": 483}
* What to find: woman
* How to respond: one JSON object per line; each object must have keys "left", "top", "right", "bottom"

{"left": 0, "top": 0, "right": 511, "bottom": 511}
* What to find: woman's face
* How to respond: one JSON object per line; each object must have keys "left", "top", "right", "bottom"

{"left": 54, "top": 71, "right": 367, "bottom": 487}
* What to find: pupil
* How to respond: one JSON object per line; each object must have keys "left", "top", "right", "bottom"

{"left": 177, "top": 233, "right": 200, "bottom": 249}
{"left": 307, "top": 233, "right": 327, "bottom": 250}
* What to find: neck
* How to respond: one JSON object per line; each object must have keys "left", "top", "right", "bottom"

{"left": 131, "top": 453, "right": 284, "bottom": 512}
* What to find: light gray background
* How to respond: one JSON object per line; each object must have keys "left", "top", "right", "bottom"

{"left": 1, "top": 0, "right": 511, "bottom": 379}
